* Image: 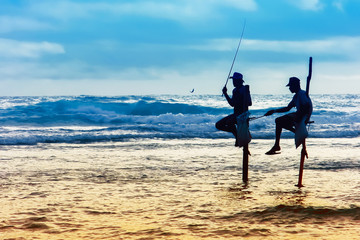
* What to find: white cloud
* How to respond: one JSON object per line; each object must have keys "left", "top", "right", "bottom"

{"left": 189, "top": 38, "right": 238, "bottom": 51}
{"left": 0, "top": 38, "right": 65, "bottom": 58}
{"left": 1, "top": 56, "right": 359, "bottom": 95}
{"left": 332, "top": 0, "right": 345, "bottom": 11}
{"left": 244, "top": 37, "right": 360, "bottom": 59}
{"left": 288, "top": 0, "right": 324, "bottom": 11}
{"left": 26, "top": 0, "right": 257, "bottom": 22}
{"left": 1, "top": 59, "right": 359, "bottom": 95}
{"left": 211, "top": 0, "right": 258, "bottom": 11}
{"left": 190, "top": 36, "right": 360, "bottom": 59}
{"left": 0, "top": 16, "right": 53, "bottom": 33}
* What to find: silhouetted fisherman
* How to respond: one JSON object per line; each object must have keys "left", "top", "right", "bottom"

{"left": 216, "top": 72, "right": 252, "bottom": 146}
{"left": 265, "top": 77, "right": 312, "bottom": 155}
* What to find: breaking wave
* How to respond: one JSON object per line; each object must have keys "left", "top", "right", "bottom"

{"left": 0, "top": 94, "right": 358, "bottom": 145}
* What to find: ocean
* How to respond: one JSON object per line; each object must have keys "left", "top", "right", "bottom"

{"left": 0, "top": 94, "right": 359, "bottom": 239}
{"left": 0, "top": 94, "right": 358, "bottom": 145}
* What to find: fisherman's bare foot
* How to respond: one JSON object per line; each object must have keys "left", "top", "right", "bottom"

{"left": 265, "top": 145, "right": 281, "bottom": 155}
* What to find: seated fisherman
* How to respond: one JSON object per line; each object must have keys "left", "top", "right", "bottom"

{"left": 215, "top": 72, "right": 252, "bottom": 146}
{"left": 265, "top": 77, "right": 312, "bottom": 155}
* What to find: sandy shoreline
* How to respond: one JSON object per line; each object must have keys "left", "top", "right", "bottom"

{"left": 1, "top": 138, "right": 359, "bottom": 239}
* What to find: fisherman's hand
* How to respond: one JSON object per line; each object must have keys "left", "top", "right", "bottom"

{"left": 222, "top": 86, "right": 227, "bottom": 94}
{"left": 265, "top": 109, "right": 275, "bottom": 116}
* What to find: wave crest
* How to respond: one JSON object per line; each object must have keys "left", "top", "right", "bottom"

{"left": 0, "top": 95, "right": 358, "bottom": 145}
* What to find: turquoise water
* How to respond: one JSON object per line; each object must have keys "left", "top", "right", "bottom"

{"left": 0, "top": 94, "right": 358, "bottom": 144}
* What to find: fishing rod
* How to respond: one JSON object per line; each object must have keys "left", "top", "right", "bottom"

{"left": 224, "top": 19, "right": 247, "bottom": 88}
{"left": 249, "top": 115, "right": 265, "bottom": 121}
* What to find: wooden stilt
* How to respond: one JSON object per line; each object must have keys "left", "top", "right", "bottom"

{"left": 296, "top": 57, "right": 312, "bottom": 187}
{"left": 242, "top": 144, "right": 249, "bottom": 182}
{"left": 296, "top": 140, "right": 307, "bottom": 187}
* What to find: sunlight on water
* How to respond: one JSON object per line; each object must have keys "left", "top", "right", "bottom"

{"left": 1, "top": 138, "right": 359, "bottom": 239}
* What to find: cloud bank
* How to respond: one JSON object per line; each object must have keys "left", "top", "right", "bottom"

{"left": 24, "top": 0, "right": 257, "bottom": 22}
{"left": 190, "top": 36, "right": 360, "bottom": 60}
{"left": 0, "top": 38, "right": 65, "bottom": 58}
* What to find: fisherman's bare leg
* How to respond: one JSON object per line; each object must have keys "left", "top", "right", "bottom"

{"left": 216, "top": 114, "right": 238, "bottom": 145}
{"left": 266, "top": 113, "right": 296, "bottom": 154}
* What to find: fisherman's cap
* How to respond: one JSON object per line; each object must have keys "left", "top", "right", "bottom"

{"left": 230, "top": 72, "right": 244, "bottom": 82}
{"left": 286, "top": 77, "right": 300, "bottom": 87}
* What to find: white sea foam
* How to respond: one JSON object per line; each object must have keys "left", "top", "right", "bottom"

{"left": 0, "top": 94, "right": 358, "bottom": 145}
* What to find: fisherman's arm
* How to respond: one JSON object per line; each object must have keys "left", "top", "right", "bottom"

{"left": 265, "top": 98, "right": 294, "bottom": 116}
{"left": 222, "top": 86, "right": 234, "bottom": 106}
{"left": 265, "top": 106, "right": 292, "bottom": 116}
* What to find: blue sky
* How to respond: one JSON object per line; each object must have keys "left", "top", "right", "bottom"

{"left": 0, "top": 0, "right": 359, "bottom": 95}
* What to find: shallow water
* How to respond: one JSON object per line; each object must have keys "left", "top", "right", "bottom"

{"left": 1, "top": 138, "right": 359, "bottom": 239}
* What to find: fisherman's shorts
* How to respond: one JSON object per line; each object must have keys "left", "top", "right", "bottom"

{"left": 275, "top": 112, "right": 296, "bottom": 131}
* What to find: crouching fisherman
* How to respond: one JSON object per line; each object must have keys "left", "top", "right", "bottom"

{"left": 265, "top": 77, "right": 313, "bottom": 155}
{"left": 216, "top": 72, "right": 252, "bottom": 146}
